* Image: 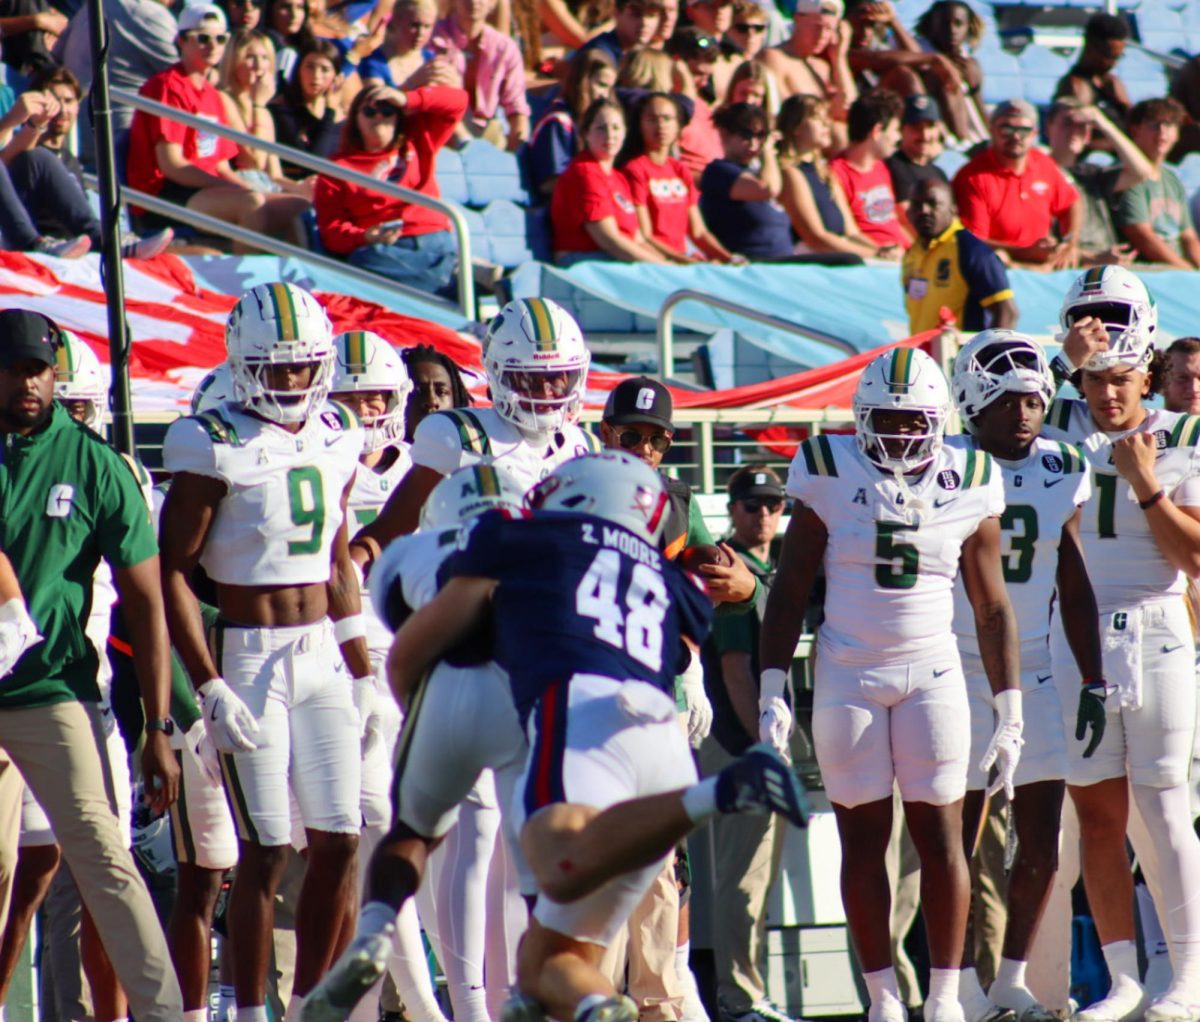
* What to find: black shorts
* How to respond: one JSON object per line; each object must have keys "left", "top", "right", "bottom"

{"left": 134, "top": 179, "right": 200, "bottom": 233}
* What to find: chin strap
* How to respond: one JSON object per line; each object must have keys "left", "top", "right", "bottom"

{"left": 890, "top": 466, "right": 929, "bottom": 526}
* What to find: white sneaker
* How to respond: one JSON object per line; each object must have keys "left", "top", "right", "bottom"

{"left": 926, "top": 1000, "right": 967, "bottom": 1022}
{"left": 300, "top": 928, "right": 394, "bottom": 1022}
{"left": 1073, "top": 978, "right": 1149, "bottom": 1022}
{"left": 1146, "top": 991, "right": 1200, "bottom": 1022}
{"left": 868, "top": 997, "right": 909, "bottom": 1022}
{"left": 721, "top": 1001, "right": 803, "bottom": 1022}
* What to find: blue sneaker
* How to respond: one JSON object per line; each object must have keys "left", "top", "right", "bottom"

{"left": 715, "top": 743, "right": 810, "bottom": 827}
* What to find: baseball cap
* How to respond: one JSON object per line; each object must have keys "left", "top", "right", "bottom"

{"left": 990, "top": 98, "right": 1038, "bottom": 124}
{"left": 903, "top": 94, "right": 939, "bottom": 126}
{"left": 178, "top": 3, "right": 228, "bottom": 33}
{"left": 794, "top": 0, "right": 843, "bottom": 17}
{"left": 0, "top": 310, "right": 62, "bottom": 369}
{"left": 602, "top": 376, "right": 674, "bottom": 431}
{"left": 728, "top": 466, "right": 785, "bottom": 502}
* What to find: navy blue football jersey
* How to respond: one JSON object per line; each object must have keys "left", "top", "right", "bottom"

{"left": 444, "top": 509, "right": 714, "bottom": 722}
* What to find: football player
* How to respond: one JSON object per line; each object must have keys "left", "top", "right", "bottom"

{"left": 319, "top": 452, "right": 808, "bottom": 1022}
{"left": 759, "top": 347, "right": 1020, "bottom": 1022}
{"left": 1043, "top": 266, "right": 1200, "bottom": 1022}
{"left": 160, "top": 283, "right": 369, "bottom": 1022}
{"left": 349, "top": 298, "right": 600, "bottom": 569}
{"left": 949, "top": 330, "right": 1104, "bottom": 1022}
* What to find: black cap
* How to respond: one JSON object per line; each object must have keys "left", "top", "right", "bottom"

{"left": 0, "top": 310, "right": 61, "bottom": 369}
{"left": 602, "top": 376, "right": 674, "bottom": 431}
{"left": 903, "top": 94, "right": 939, "bottom": 126}
{"left": 728, "top": 466, "right": 785, "bottom": 501}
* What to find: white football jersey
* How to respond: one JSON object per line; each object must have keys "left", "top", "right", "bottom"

{"left": 162, "top": 401, "right": 361, "bottom": 586}
{"left": 1042, "top": 400, "right": 1200, "bottom": 613}
{"left": 951, "top": 436, "right": 1091, "bottom": 654}
{"left": 369, "top": 527, "right": 460, "bottom": 628}
{"left": 788, "top": 435, "right": 1005, "bottom": 661}
{"left": 409, "top": 406, "right": 601, "bottom": 490}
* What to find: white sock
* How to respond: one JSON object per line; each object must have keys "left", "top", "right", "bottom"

{"left": 989, "top": 958, "right": 1037, "bottom": 1011}
{"left": 284, "top": 995, "right": 305, "bottom": 1022}
{"left": 682, "top": 778, "right": 718, "bottom": 823}
{"left": 929, "top": 968, "right": 959, "bottom": 1004}
{"left": 360, "top": 900, "right": 398, "bottom": 939}
{"left": 1101, "top": 940, "right": 1140, "bottom": 985}
{"left": 236, "top": 1008, "right": 270, "bottom": 1022}
{"left": 959, "top": 967, "right": 989, "bottom": 1017}
{"left": 864, "top": 967, "right": 902, "bottom": 1008}
{"left": 183, "top": 1011, "right": 208, "bottom": 1022}
{"left": 676, "top": 941, "right": 710, "bottom": 1022}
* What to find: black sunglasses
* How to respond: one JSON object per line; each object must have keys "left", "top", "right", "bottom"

{"left": 362, "top": 101, "right": 400, "bottom": 118}
{"left": 190, "top": 31, "right": 230, "bottom": 44}
{"left": 231, "top": 0, "right": 264, "bottom": 8}
{"left": 733, "top": 21, "right": 767, "bottom": 31}
{"left": 739, "top": 498, "right": 783, "bottom": 513}
{"left": 735, "top": 127, "right": 767, "bottom": 141}
{"left": 617, "top": 429, "right": 672, "bottom": 453}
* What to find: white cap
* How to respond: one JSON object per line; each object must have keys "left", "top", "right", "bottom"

{"left": 794, "top": 0, "right": 843, "bottom": 16}
{"left": 177, "top": 3, "right": 228, "bottom": 33}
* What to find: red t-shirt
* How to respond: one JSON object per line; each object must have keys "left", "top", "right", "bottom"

{"left": 127, "top": 64, "right": 238, "bottom": 196}
{"left": 314, "top": 86, "right": 469, "bottom": 254}
{"left": 678, "top": 98, "right": 722, "bottom": 183}
{"left": 623, "top": 154, "right": 696, "bottom": 255}
{"left": 953, "top": 147, "right": 1079, "bottom": 249}
{"left": 829, "top": 155, "right": 910, "bottom": 249}
{"left": 550, "top": 152, "right": 640, "bottom": 254}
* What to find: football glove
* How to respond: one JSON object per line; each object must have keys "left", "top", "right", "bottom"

{"left": 197, "top": 677, "right": 262, "bottom": 754}
{"left": 0, "top": 598, "right": 40, "bottom": 678}
{"left": 980, "top": 689, "right": 1024, "bottom": 800}
{"left": 1076, "top": 681, "right": 1108, "bottom": 759}
{"left": 678, "top": 650, "right": 713, "bottom": 748}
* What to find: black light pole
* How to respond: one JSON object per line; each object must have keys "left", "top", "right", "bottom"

{"left": 86, "top": 0, "right": 136, "bottom": 456}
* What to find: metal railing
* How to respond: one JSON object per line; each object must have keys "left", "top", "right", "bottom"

{"left": 656, "top": 288, "right": 858, "bottom": 379}
{"left": 109, "top": 87, "right": 476, "bottom": 318}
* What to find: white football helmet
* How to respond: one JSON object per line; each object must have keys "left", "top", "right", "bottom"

{"left": 527, "top": 450, "right": 668, "bottom": 545}
{"left": 191, "top": 363, "right": 236, "bottom": 415}
{"left": 483, "top": 298, "right": 590, "bottom": 435}
{"left": 331, "top": 331, "right": 414, "bottom": 453}
{"left": 54, "top": 330, "right": 106, "bottom": 431}
{"left": 853, "top": 347, "right": 950, "bottom": 473}
{"left": 1059, "top": 266, "right": 1157, "bottom": 371}
{"left": 952, "top": 330, "right": 1056, "bottom": 434}
{"left": 419, "top": 462, "right": 526, "bottom": 531}
{"left": 226, "top": 282, "right": 334, "bottom": 424}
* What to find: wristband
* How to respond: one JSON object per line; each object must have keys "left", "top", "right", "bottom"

{"left": 993, "top": 687, "right": 1022, "bottom": 723}
{"left": 1083, "top": 678, "right": 1111, "bottom": 697}
{"left": 1139, "top": 489, "right": 1165, "bottom": 510}
{"left": 760, "top": 667, "right": 788, "bottom": 702}
{"left": 333, "top": 614, "right": 367, "bottom": 644}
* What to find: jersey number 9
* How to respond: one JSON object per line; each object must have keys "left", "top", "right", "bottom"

{"left": 286, "top": 466, "right": 326, "bottom": 556}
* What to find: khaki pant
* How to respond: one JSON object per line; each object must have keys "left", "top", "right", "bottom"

{"left": 701, "top": 739, "right": 785, "bottom": 1015}
{"left": 0, "top": 701, "right": 183, "bottom": 1020}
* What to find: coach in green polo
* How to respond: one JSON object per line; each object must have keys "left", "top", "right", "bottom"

{"left": 0, "top": 309, "right": 182, "bottom": 1019}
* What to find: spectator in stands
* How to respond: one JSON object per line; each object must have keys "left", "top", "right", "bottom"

{"left": 723, "top": 1, "right": 769, "bottom": 64}
{"left": 222, "top": 0, "right": 263, "bottom": 31}
{"left": 1045, "top": 97, "right": 1147, "bottom": 265}
{"left": 432, "top": 0, "right": 531, "bottom": 151}
{"left": 1162, "top": 337, "right": 1200, "bottom": 415}
{"left": 700, "top": 101, "right": 793, "bottom": 259}
{"left": 0, "top": 0, "right": 63, "bottom": 81}
{"left": 271, "top": 38, "right": 346, "bottom": 175}
{"left": 1054, "top": 12, "right": 1131, "bottom": 130}
{"left": 667, "top": 27, "right": 722, "bottom": 103}
{"left": 652, "top": 0, "right": 681, "bottom": 45}
{"left": 886, "top": 93, "right": 946, "bottom": 214}
{"left": 665, "top": 30, "right": 726, "bottom": 176}
{"left": 953, "top": 98, "right": 1082, "bottom": 268}
{"left": 402, "top": 343, "right": 472, "bottom": 437}
{"left": 777, "top": 93, "right": 886, "bottom": 259}
{"left": 623, "top": 92, "right": 739, "bottom": 261}
{"left": 581, "top": 0, "right": 664, "bottom": 67}
{"left": 758, "top": 0, "right": 856, "bottom": 149}
{"left": 550, "top": 96, "right": 668, "bottom": 262}
{"left": 315, "top": 83, "right": 469, "bottom": 295}
{"left": 830, "top": 88, "right": 911, "bottom": 250}
{"left": 684, "top": 0, "right": 738, "bottom": 98}
{"left": 902, "top": 177, "right": 1016, "bottom": 332}
{"left": 687, "top": 0, "right": 734, "bottom": 40}
{"left": 128, "top": 5, "right": 308, "bottom": 248}
{"left": 528, "top": 48, "right": 617, "bottom": 198}
{"left": 912, "top": 0, "right": 987, "bottom": 142}
{"left": 1113, "top": 97, "right": 1200, "bottom": 268}
{"left": 699, "top": 465, "right": 789, "bottom": 1022}
{"left": 1169, "top": 58, "right": 1200, "bottom": 159}
{"left": 360, "top": 0, "right": 443, "bottom": 88}
{"left": 718, "top": 59, "right": 769, "bottom": 110}
{"left": 0, "top": 66, "right": 173, "bottom": 259}
{"left": 0, "top": 162, "right": 89, "bottom": 258}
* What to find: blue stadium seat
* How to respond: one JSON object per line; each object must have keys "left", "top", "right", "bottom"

{"left": 480, "top": 198, "right": 556, "bottom": 267}
{"left": 462, "top": 206, "right": 492, "bottom": 265}
{"left": 1176, "top": 153, "right": 1200, "bottom": 194}
{"left": 461, "top": 139, "right": 531, "bottom": 207}
{"left": 934, "top": 148, "right": 969, "bottom": 178}
{"left": 979, "top": 52, "right": 1025, "bottom": 104}
{"left": 1018, "top": 45, "right": 1071, "bottom": 104}
{"left": 436, "top": 147, "right": 469, "bottom": 207}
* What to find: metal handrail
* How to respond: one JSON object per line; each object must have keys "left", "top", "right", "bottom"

{"left": 656, "top": 288, "right": 857, "bottom": 379}
{"left": 110, "top": 87, "right": 475, "bottom": 318}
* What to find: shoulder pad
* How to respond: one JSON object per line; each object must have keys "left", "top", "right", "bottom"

{"left": 960, "top": 446, "right": 993, "bottom": 489}
{"left": 1045, "top": 398, "right": 1075, "bottom": 433}
{"left": 438, "top": 408, "right": 493, "bottom": 456}
{"left": 1168, "top": 414, "right": 1200, "bottom": 449}
{"left": 1050, "top": 441, "right": 1086, "bottom": 474}
{"left": 323, "top": 401, "right": 361, "bottom": 432}
{"left": 189, "top": 410, "right": 241, "bottom": 446}
{"left": 799, "top": 435, "right": 839, "bottom": 477}
{"left": 578, "top": 428, "right": 602, "bottom": 453}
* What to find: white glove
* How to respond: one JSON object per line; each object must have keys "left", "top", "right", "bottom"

{"left": 353, "top": 675, "right": 384, "bottom": 750}
{"left": 0, "top": 598, "right": 41, "bottom": 678}
{"left": 758, "top": 667, "right": 793, "bottom": 758}
{"left": 678, "top": 650, "right": 713, "bottom": 748}
{"left": 184, "top": 718, "right": 224, "bottom": 787}
{"left": 980, "top": 689, "right": 1024, "bottom": 800}
{"left": 197, "top": 677, "right": 262, "bottom": 754}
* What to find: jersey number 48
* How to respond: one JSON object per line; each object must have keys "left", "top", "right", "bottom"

{"left": 576, "top": 549, "right": 670, "bottom": 672}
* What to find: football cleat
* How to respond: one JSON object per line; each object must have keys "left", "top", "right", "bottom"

{"left": 300, "top": 928, "right": 394, "bottom": 1022}
{"left": 714, "top": 743, "right": 810, "bottom": 828}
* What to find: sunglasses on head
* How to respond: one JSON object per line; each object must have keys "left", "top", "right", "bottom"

{"left": 190, "top": 30, "right": 230, "bottom": 44}
{"left": 740, "top": 498, "right": 783, "bottom": 513}
{"left": 362, "top": 100, "right": 400, "bottom": 118}
{"left": 733, "top": 20, "right": 767, "bottom": 30}
{"left": 617, "top": 429, "right": 672, "bottom": 453}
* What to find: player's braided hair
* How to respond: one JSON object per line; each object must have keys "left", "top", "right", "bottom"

{"left": 403, "top": 344, "right": 473, "bottom": 408}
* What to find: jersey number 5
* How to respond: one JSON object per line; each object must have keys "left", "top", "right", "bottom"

{"left": 286, "top": 466, "right": 326, "bottom": 556}
{"left": 875, "top": 522, "right": 919, "bottom": 590}
{"left": 576, "top": 549, "right": 669, "bottom": 672}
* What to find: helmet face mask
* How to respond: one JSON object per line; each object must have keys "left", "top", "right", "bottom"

{"left": 419, "top": 463, "right": 526, "bottom": 530}
{"left": 853, "top": 348, "right": 950, "bottom": 473}
{"left": 1060, "top": 266, "right": 1156, "bottom": 372}
{"left": 54, "top": 331, "right": 106, "bottom": 431}
{"left": 484, "top": 299, "right": 589, "bottom": 435}
{"left": 951, "top": 330, "right": 1056, "bottom": 436}
{"left": 226, "top": 283, "right": 334, "bottom": 425}
{"left": 330, "top": 331, "right": 414, "bottom": 453}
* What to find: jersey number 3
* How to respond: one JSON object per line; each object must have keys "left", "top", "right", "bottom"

{"left": 286, "top": 466, "right": 326, "bottom": 556}
{"left": 576, "top": 549, "right": 669, "bottom": 672}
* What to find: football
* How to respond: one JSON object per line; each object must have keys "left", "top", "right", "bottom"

{"left": 676, "top": 543, "right": 734, "bottom": 573}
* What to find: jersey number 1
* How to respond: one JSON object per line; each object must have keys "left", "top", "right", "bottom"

{"left": 576, "top": 549, "right": 669, "bottom": 672}
{"left": 286, "top": 467, "right": 326, "bottom": 556}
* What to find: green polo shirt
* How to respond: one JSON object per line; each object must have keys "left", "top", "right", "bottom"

{"left": 0, "top": 403, "right": 158, "bottom": 708}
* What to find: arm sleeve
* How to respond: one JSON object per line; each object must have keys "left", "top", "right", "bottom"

{"left": 625, "top": 160, "right": 649, "bottom": 206}
{"left": 953, "top": 171, "right": 991, "bottom": 240}
{"left": 529, "top": 117, "right": 574, "bottom": 187}
{"left": 684, "top": 494, "right": 715, "bottom": 546}
{"left": 95, "top": 448, "right": 161, "bottom": 570}
{"left": 958, "top": 232, "right": 1014, "bottom": 308}
{"left": 699, "top": 160, "right": 736, "bottom": 200}
{"left": 404, "top": 85, "right": 471, "bottom": 151}
{"left": 409, "top": 411, "right": 469, "bottom": 474}
{"left": 1071, "top": 462, "right": 1093, "bottom": 512}
{"left": 712, "top": 604, "right": 756, "bottom": 654}
{"left": 154, "top": 75, "right": 193, "bottom": 148}
{"left": 314, "top": 170, "right": 368, "bottom": 255}
{"left": 577, "top": 165, "right": 617, "bottom": 224}
{"left": 1052, "top": 164, "right": 1080, "bottom": 217}
{"left": 497, "top": 41, "right": 530, "bottom": 117}
{"left": 983, "top": 457, "right": 1006, "bottom": 518}
{"left": 1114, "top": 181, "right": 1151, "bottom": 228}
{"left": 161, "top": 418, "right": 226, "bottom": 483}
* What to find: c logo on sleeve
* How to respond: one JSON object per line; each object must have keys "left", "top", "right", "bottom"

{"left": 46, "top": 483, "right": 75, "bottom": 518}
